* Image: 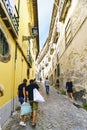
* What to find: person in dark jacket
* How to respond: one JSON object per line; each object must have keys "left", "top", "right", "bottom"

{"left": 18, "top": 79, "right": 27, "bottom": 104}
{"left": 18, "top": 78, "right": 27, "bottom": 126}
{"left": 66, "top": 78, "right": 74, "bottom": 102}
{"left": 26, "top": 79, "right": 42, "bottom": 127}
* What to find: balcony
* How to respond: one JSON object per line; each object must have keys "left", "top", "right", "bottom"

{"left": 0, "top": 0, "right": 19, "bottom": 38}
{"left": 47, "top": 53, "right": 51, "bottom": 62}
{"left": 59, "top": 0, "right": 71, "bottom": 22}
{"left": 45, "top": 62, "right": 48, "bottom": 67}
{"left": 44, "top": 57, "right": 48, "bottom": 67}
{"left": 42, "top": 67, "right": 44, "bottom": 70}
{"left": 50, "top": 44, "right": 56, "bottom": 55}
{"left": 53, "top": 32, "right": 59, "bottom": 44}
{"left": 50, "top": 48, "right": 54, "bottom": 55}
{"left": 48, "top": 57, "right": 51, "bottom": 62}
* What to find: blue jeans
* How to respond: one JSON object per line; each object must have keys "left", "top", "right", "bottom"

{"left": 19, "top": 97, "right": 24, "bottom": 104}
{"left": 45, "top": 86, "right": 49, "bottom": 94}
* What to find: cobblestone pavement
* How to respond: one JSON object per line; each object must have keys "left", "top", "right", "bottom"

{"left": 2, "top": 82, "right": 87, "bottom": 130}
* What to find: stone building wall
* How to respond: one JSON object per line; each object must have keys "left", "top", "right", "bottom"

{"left": 59, "top": 0, "right": 87, "bottom": 91}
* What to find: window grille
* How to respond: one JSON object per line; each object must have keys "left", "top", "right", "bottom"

{"left": 0, "top": 29, "right": 10, "bottom": 62}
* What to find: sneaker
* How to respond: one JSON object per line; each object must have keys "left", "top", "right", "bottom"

{"left": 19, "top": 121, "right": 26, "bottom": 126}
{"left": 31, "top": 123, "right": 36, "bottom": 127}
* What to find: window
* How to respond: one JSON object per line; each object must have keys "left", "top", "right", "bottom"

{"left": 0, "top": 29, "right": 10, "bottom": 62}
{"left": 59, "top": 0, "right": 71, "bottom": 22}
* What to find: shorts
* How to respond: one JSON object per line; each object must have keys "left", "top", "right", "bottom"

{"left": 67, "top": 90, "right": 73, "bottom": 93}
{"left": 29, "top": 100, "right": 38, "bottom": 111}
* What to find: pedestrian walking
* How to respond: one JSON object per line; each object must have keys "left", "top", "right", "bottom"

{"left": 18, "top": 78, "right": 27, "bottom": 126}
{"left": 26, "top": 79, "right": 42, "bottom": 127}
{"left": 66, "top": 78, "right": 74, "bottom": 102}
{"left": 18, "top": 78, "right": 27, "bottom": 104}
{"left": 40, "top": 77, "right": 42, "bottom": 82}
{"left": 45, "top": 77, "right": 50, "bottom": 95}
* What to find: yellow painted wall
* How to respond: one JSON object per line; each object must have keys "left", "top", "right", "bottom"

{"left": 0, "top": 0, "right": 39, "bottom": 127}
{"left": 0, "top": 0, "right": 38, "bottom": 108}
{"left": 0, "top": 1, "right": 29, "bottom": 107}
{"left": 0, "top": 18, "right": 15, "bottom": 106}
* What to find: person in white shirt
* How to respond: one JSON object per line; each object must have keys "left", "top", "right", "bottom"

{"left": 44, "top": 77, "right": 50, "bottom": 95}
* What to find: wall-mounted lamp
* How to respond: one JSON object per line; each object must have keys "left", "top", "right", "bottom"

{"left": 22, "top": 26, "right": 38, "bottom": 42}
{"left": 22, "top": 35, "right": 36, "bottom": 42}
{"left": 32, "top": 27, "right": 38, "bottom": 36}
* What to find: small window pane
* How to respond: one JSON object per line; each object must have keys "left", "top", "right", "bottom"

{"left": 0, "top": 29, "right": 10, "bottom": 62}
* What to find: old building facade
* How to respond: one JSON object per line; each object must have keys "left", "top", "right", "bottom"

{"left": 0, "top": 0, "right": 39, "bottom": 127}
{"left": 37, "top": 0, "right": 87, "bottom": 90}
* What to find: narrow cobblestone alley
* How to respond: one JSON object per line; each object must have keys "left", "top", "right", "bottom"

{"left": 2, "top": 82, "right": 87, "bottom": 130}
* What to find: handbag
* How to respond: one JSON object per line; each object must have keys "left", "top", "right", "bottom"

{"left": 33, "top": 88, "right": 45, "bottom": 103}
{"left": 20, "top": 102, "right": 32, "bottom": 116}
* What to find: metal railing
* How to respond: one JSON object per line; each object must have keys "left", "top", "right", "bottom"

{"left": 1, "top": 0, "right": 19, "bottom": 34}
